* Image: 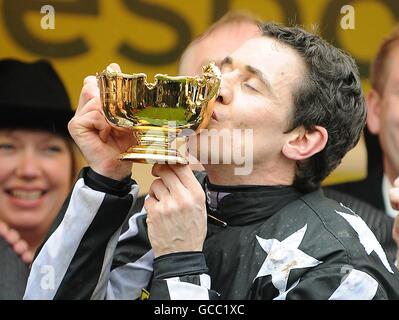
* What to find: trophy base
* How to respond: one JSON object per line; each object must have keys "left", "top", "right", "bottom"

{"left": 119, "top": 146, "right": 188, "bottom": 164}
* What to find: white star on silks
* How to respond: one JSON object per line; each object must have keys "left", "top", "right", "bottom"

{"left": 336, "top": 205, "right": 394, "bottom": 274}
{"left": 255, "top": 224, "right": 322, "bottom": 295}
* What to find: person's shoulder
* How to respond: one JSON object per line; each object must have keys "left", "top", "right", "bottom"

{"left": 298, "top": 188, "right": 374, "bottom": 234}
{"left": 321, "top": 187, "right": 395, "bottom": 262}
{"left": 323, "top": 188, "right": 392, "bottom": 224}
{"left": 272, "top": 190, "right": 366, "bottom": 256}
{"left": 253, "top": 192, "right": 356, "bottom": 275}
{"left": 0, "top": 237, "right": 29, "bottom": 299}
{"left": 257, "top": 190, "right": 347, "bottom": 248}
{"left": 253, "top": 190, "right": 399, "bottom": 299}
{"left": 298, "top": 191, "right": 397, "bottom": 268}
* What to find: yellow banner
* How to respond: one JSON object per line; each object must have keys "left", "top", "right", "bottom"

{"left": 1, "top": 0, "right": 396, "bottom": 187}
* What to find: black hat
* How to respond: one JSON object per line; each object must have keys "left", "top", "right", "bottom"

{"left": 0, "top": 58, "right": 74, "bottom": 136}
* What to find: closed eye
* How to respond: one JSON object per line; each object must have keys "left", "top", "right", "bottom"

{"left": 0, "top": 143, "right": 15, "bottom": 150}
{"left": 45, "top": 145, "right": 62, "bottom": 153}
{"left": 243, "top": 82, "right": 260, "bottom": 93}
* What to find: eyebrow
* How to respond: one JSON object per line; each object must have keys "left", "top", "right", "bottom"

{"left": 1, "top": 130, "right": 64, "bottom": 144}
{"left": 220, "top": 56, "right": 233, "bottom": 67}
{"left": 220, "top": 56, "right": 273, "bottom": 93}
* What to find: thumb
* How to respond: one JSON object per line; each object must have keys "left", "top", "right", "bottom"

{"left": 390, "top": 188, "right": 399, "bottom": 210}
{"left": 393, "top": 216, "right": 399, "bottom": 244}
{"left": 107, "top": 63, "right": 122, "bottom": 73}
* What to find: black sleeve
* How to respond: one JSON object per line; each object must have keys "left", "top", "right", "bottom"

{"left": 149, "top": 252, "right": 220, "bottom": 300}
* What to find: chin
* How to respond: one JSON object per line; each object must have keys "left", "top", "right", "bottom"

{"left": 7, "top": 214, "right": 45, "bottom": 232}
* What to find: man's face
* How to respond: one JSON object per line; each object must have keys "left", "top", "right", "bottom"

{"left": 179, "top": 22, "right": 260, "bottom": 76}
{"left": 179, "top": 21, "right": 260, "bottom": 171}
{"left": 197, "top": 36, "right": 306, "bottom": 169}
{"left": 373, "top": 45, "right": 399, "bottom": 178}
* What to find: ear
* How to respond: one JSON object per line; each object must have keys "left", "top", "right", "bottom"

{"left": 366, "top": 88, "right": 382, "bottom": 134}
{"left": 282, "top": 126, "right": 328, "bottom": 161}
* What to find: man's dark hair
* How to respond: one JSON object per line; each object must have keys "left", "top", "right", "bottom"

{"left": 261, "top": 23, "right": 366, "bottom": 193}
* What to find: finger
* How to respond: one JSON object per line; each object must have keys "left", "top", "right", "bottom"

{"left": 393, "top": 215, "right": 399, "bottom": 238}
{"left": 389, "top": 188, "right": 399, "bottom": 210}
{"left": 107, "top": 63, "right": 122, "bottom": 73}
{"left": 76, "top": 96, "right": 102, "bottom": 120}
{"left": 76, "top": 84, "right": 100, "bottom": 114}
{"left": 13, "top": 239, "right": 28, "bottom": 255}
{"left": 149, "top": 178, "right": 170, "bottom": 201}
{"left": 21, "top": 251, "right": 33, "bottom": 265}
{"left": 394, "top": 230, "right": 399, "bottom": 242}
{"left": 394, "top": 177, "right": 399, "bottom": 188}
{"left": 144, "top": 195, "right": 159, "bottom": 218}
{"left": 168, "top": 164, "right": 201, "bottom": 190}
{"left": 4, "top": 228, "right": 20, "bottom": 245}
{"left": 99, "top": 124, "right": 111, "bottom": 143}
{"left": 83, "top": 75, "right": 97, "bottom": 86}
{"left": 83, "top": 111, "right": 111, "bottom": 142}
{"left": 109, "top": 127, "right": 137, "bottom": 147}
{"left": 0, "top": 221, "right": 9, "bottom": 236}
{"left": 74, "top": 109, "right": 109, "bottom": 132}
{"left": 111, "top": 126, "right": 134, "bottom": 139}
{"left": 73, "top": 110, "right": 133, "bottom": 150}
{"left": 152, "top": 164, "right": 181, "bottom": 192}
{"left": 70, "top": 109, "right": 112, "bottom": 143}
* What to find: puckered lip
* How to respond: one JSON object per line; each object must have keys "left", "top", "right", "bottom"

{"left": 211, "top": 110, "right": 218, "bottom": 121}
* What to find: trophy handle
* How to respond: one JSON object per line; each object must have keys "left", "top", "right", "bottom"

{"left": 184, "top": 63, "right": 221, "bottom": 132}
{"left": 201, "top": 63, "right": 222, "bottom": 103}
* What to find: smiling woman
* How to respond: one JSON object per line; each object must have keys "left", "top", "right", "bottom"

{"left": 0, "top": 59, "right": 77, "bottom": 299}
{"left": 0, "top": 129, "right": 73, "bottom": 243}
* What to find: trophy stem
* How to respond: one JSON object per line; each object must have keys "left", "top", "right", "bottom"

{"left": 119, "top": 126, "right": 188, "bottom": 164}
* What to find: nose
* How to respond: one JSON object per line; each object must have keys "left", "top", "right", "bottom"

{"left": 15, "top": 149, "right": 42, "bottom": 180}
{"left": 216, "top": 74, "right": 233, "bottom": 105}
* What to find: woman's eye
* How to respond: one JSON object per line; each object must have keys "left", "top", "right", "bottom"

{"left": 45, "top": 145, "right": 62, "bottom": 153}
{"left": 0, "top": 143, "right": 15, "bottom": 150}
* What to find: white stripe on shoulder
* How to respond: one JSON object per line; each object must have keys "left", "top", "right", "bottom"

{"left": 329, "top": 269, "right": 378, "bottom": 300}
{"left": 24, "top": 178, "right": 106, "bottom": 299}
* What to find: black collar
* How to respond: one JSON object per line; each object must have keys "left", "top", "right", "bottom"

{"left": 204, "top": 176, "right": 303, "bottom": 226}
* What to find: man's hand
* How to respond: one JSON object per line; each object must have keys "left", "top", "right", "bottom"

{"left": 393, "top": 215, "right": 399, "bottom": 265}
{"left": 145, "top": 164, "right": 207, "bottom": 258}
{"left": 389, "top": 177, "right": 399, "bottom": 267}
{"left": 68, "top": 63, "right": 136, "bottom": 180}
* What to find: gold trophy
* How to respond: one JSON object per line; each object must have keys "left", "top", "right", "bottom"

{"left": 97, "top": 63, "right": 221, "bottom": 164}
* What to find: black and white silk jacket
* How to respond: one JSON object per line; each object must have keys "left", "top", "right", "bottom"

{"left": 24, "top": 168, "right": 399, "bottom": 300}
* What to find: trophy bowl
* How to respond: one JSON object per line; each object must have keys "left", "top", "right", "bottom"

{"left": 97, "top": 63, "right": 221, "bottom": 164}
